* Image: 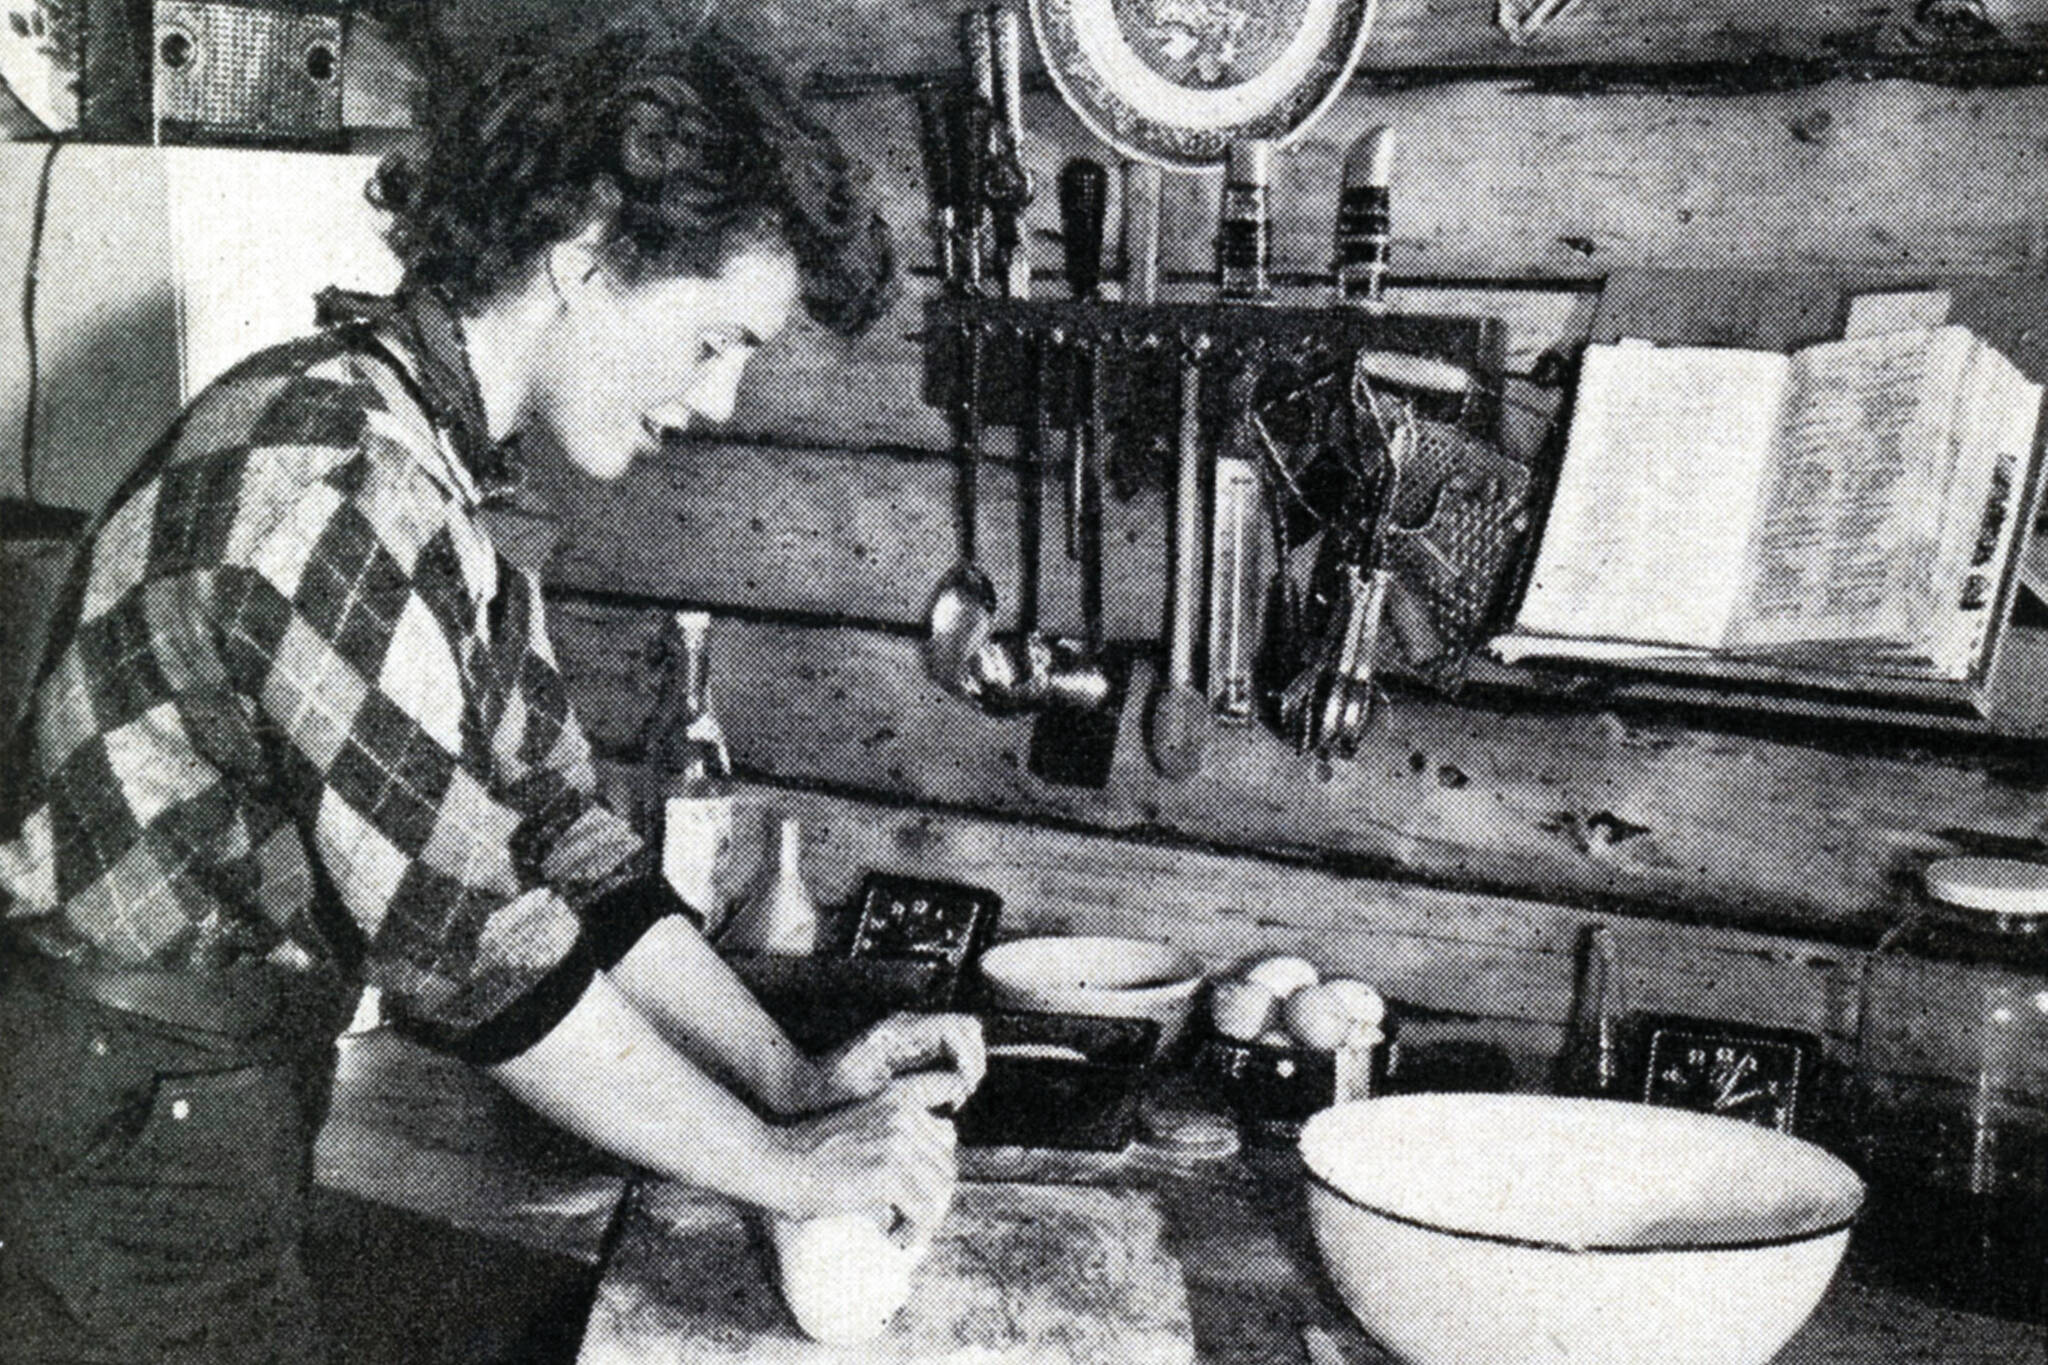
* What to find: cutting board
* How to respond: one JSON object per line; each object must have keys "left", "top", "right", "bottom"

{"left": 577, "top": 1181, "right": 1198, "bottom": 1365}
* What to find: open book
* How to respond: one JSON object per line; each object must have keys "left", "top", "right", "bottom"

{"left": 1491, "top": 326, "right": 2044, "bottom": 700}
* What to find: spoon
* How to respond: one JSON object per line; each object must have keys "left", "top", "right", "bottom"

{"left": 924, "top": 320, "right": 1000, "bottom": 699}
{"left": 929, "top": 83, "right": 999, "bottom": 699}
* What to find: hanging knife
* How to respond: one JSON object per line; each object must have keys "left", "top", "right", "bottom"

{"left": 915, "top": 84, "right": 959, "bottom": 292}
{"left": 1121, "top": 160, "right": 1163, "bottom": 305}
{"left": 986, "top": 6, "right": 1033, "bottom": 300}
{"left": 956, "top": 10, "right": 996, "bottom": 294}
{"left": 1334, "top": 127, "right": 1395, "bottom": 307}
{"left": 1059, "top": 158, "right": 1107, "bottom": 559}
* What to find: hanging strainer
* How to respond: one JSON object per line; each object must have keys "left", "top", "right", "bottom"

{"left": 1353, "top": 355, "right": 1533, "bottom": 675}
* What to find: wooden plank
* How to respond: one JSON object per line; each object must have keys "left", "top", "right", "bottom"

{"left": 542, "top": 438, "right": 1160, "bottom": 637}
{"left": 817, "top": 81, "right": 2048, "bottom": 297}
{"left": 580, "top": 1181, "right": 1196, "bottom": 1365}
{"left": 544, "top": 357, "right": 1561, "bottom": 632}
{"left": 591, "top": 777, "right": 1856, "bottom": 1041}
{"left": 422, "top": 1, "right": 2048, "bottom": 86}
{"left": 547, "top": 603, "right": 2048, "bottom": 944}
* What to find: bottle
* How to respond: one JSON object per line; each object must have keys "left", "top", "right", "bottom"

{"left": 1854, "top": 853, "right": 2048, "bottom": 1321}
{"left": 722, "top": 815, "right": 819, "bottom": 957}
{"left": 637, "top": 611, "right": 737, "bottom": 931}
{"left": 1554, "top": 923, "right": 1628, "bottom": 1099}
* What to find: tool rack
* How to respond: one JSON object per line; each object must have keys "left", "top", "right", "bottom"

{"left": 921, "top": 298, "right": 1507, "bottom": 469}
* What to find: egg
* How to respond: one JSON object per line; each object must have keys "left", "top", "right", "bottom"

{"left": 1319, "top": 978, "right": 1387, "bottom": 1028}
{"left": 1243, "top": 955, "right": 1320, "bottom": 998}
{"left": 1209, "top": 977, "right": 1281, "bottom": 1041}
{"left": 1283, "top": 982, "right": 1360, "bottom": 1051}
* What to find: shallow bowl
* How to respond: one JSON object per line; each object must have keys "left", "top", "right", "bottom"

{"left": 977, "top": 936, "right": 1205, "bottom": 1054}
{"left": 1298, "top": 1093, "right": 1865, "bottom": 1365}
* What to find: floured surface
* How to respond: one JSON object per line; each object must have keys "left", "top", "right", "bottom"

{"left": 578, "top": 1180, "right": 1197, "bottom": 1365}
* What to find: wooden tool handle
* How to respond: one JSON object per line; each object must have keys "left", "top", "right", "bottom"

{"left": 1060, "top": 159, "right": 1109, "bottom": 301}
{"left": 1121, "top": 162, "right": 1162, "bottom": 305}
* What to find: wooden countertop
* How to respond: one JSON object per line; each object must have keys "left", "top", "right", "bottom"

{"left": 314, "top": 1029, "right": 2046, "bottom": 1364}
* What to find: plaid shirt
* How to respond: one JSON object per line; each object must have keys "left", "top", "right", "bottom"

{"left": 0, "top": 321, "right": 684, "bottom": 1064}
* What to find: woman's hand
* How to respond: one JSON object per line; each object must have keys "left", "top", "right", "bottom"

{"left": 770, "top": 1072, "right": 962, "bottom": 1237}
{"left": 791, "top": 1012, "right": 987, "bottom": 1116}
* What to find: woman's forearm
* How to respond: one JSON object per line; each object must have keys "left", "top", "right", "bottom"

{"left": 486, "top": 971, "right": 810, "bottom": 1214}
{"left": 605, "top": 913, "right": 819, "bottom": 1116}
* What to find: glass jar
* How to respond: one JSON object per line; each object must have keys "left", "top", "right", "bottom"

{"left": 1854, "top": 855, "right": 2048, "bottom": 1321}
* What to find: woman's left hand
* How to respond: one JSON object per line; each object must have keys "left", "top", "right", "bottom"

{"left": 792, "top": 1012, "right": 987, "bottom": 1116}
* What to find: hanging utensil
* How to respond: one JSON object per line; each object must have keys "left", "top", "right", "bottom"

{"left": 1059, "top": 158, "right": 1108, "bottom": 559}
{"left": 1030, "top": 333, "right": 1124, "bottom": 788}
{"left": 1206, "top": 141, "right": 1274, "bottom": 725}
{"left": 915, "top": 84, "right": 961, "bottom": 292}
{"left": 1208, "top": 360, "right": 1265, "bottom": 725}
{"left": 1333, "top": 127, "right": 1396, "bottom": 307}
{"left": 923, "top": 318, "right": 1001, "bottom": 700}
{"left": 987, "top": 6, "right": 1034, "bottom": 300}
{"left": 1120, "top": 161, "right": 1163, "bottom": 305}
{"left": 956, "top": 10, "right": 996, "bottom": 293}
{"left": 1147, "top": 354, "right": 1209, "bottom": 779}
{"left": 1314, "top": 565, "right": 1393, "bottom": 758}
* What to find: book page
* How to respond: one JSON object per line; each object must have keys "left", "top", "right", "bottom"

{"left": 1928, "top": 355, "right": 2043, "bottom": 677}
{"left": 1511, "top": 342, "right": 1789, "bottom": 651}
{"left": 1725, "top": 327, "right": 1975, "bottom": 653}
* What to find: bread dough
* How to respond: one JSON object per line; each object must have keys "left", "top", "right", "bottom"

{"left": 770, "top": 1178, "right": 954, "bottom": 1346}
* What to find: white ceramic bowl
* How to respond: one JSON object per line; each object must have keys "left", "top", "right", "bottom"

{"left": 977, "top": 936, "right": 1205, "bottom": 1053}
{"left": 1299, "top": 1093, "right": 1865, "bottom": 1365}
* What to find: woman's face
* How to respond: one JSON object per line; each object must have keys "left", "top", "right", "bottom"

{"left": 527, "top": 243, "right": 801, "bottom": 480}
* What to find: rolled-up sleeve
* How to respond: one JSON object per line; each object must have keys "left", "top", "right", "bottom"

{"left": 215, "top": 444, "right": 681, "bottom": 1065}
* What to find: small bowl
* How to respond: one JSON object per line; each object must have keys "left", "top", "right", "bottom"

{"left": 976, "top": 936, "right": 1205, "bottom": 1054}
{"left": 1299, "top": 1093, "right": 1864, "bottom": 1365}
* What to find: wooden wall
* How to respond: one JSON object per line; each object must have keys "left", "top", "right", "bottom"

{"left": 527, "top": 3, "right": 2048, "bottom": 1101}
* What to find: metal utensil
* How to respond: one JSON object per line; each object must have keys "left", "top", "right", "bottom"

{"left": 1059, "top": 158, "right": 1108, "bottom": 559}
{"left": 1208, "top": 360, "right": 1265, "bottom": 725}
{"left": 1147, "top": 356, "right": 1209, "bottom": 779}
{"left": 923, "top": 321, "right": 1000, "bottom": 699}
{"left": 987, "top": 6, "right": 1033, "bottom": 300}
{"left": 1315, "top": 565, "right": 1392, "bottom": 758}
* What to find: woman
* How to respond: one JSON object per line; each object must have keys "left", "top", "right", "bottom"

{"left": 0, "top": 16, "right": 981, "bottom": 1363}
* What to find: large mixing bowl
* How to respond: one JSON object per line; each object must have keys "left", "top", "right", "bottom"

{"left": 977, "top": 936, "right": 1205, "bottom": 1054}
{"left": 1299, "top": 1093, "right": 1865, "bottom": 1365}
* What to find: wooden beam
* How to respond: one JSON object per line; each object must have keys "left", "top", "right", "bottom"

{"left": 812, "top": 79, "right": 2048, "bottom": 295}
{"left": 429, "top": 1, "right": 2048, "bottom": 88}
{"left": 546, "top": 603, "right": 2048, "bottom": 946}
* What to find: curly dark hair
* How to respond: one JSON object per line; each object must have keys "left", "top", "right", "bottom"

{"left": 368, "top": 16, "right": 895, "bottom": 337}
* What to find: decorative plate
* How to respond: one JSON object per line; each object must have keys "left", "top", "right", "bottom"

{"left": 1030, "top": 0, "right": 1379, "bottom": 170}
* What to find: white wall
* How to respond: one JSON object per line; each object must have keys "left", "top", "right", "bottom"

{"left": 0, "top": 144, "right": 400, "bottom": 514}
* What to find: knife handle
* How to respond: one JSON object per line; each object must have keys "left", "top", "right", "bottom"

{"left": 1217, "top": 141, "right": 1274, "bottom": 304}
{"left": 1059, "top": 159, "right": 1109, "bottom": 302}
{"left": 1121, "top": 161, "right": 1163, "bottom": 305}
